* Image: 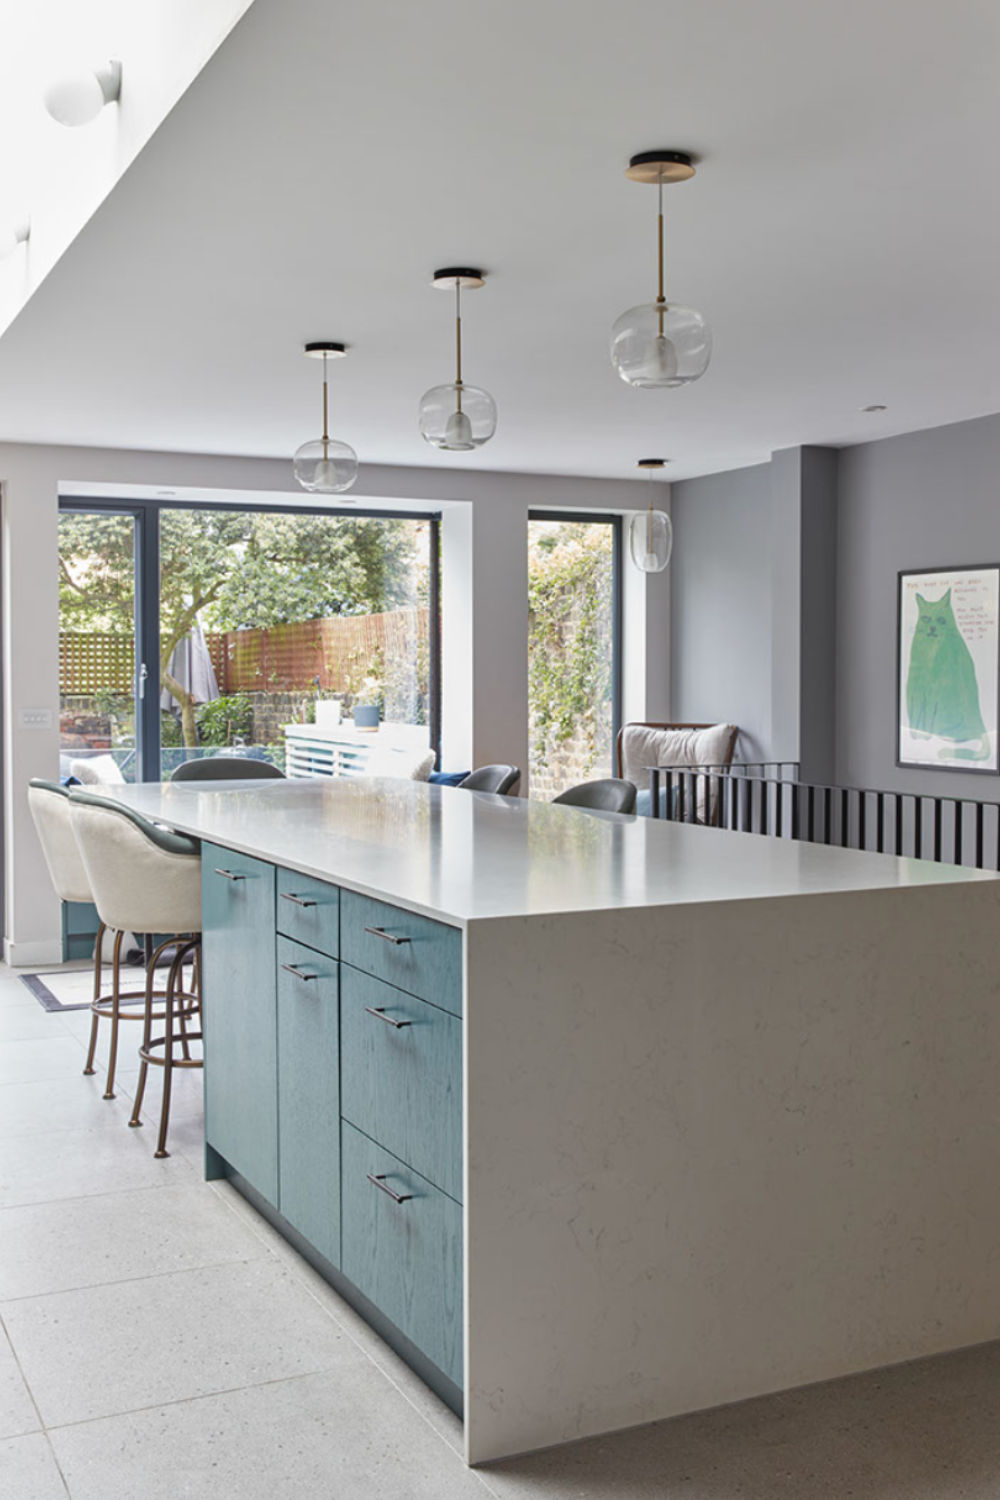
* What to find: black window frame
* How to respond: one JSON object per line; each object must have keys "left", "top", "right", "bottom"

{"left": 527, "top": 509, "right": 624, "bottom": 779}
{"left": 59, "top": 496, "right": 442, "bottom": 780}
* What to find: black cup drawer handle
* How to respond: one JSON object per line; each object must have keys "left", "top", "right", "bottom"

{"left": 214, "top": 868, "right": 246, "bottom": 882}
{"left": 367, "top": 1172, "right": 412, "bottom": 1204}
{"left": 280, "top": 892, "right": 318, "bottom": 909}
{"left": 364, "top": 1005, "right": 412, "bottom": 1029}
{"left": 364, "top": 925, "right": 411, "bottom": 946}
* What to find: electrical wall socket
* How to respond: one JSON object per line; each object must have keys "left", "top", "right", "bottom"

{"left": 17, "top": 708, "right": 52, "bottom": 729}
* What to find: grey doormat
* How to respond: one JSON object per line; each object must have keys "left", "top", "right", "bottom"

{"left": 18, "top": 973, "right": 91, "bottom": 1012}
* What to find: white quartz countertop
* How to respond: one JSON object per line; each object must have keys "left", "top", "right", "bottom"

{"left": 91, "top": 777, "right": 999, "bottom": 928}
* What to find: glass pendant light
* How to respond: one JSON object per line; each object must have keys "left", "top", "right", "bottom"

{"left": 611, "top": 151, "right": 711, "bottom": 389}
{"left": 293, "top": 342, "right": 359, "bottom": 495}
{"left": 629, "top": 459, "right": 672, "bottom": 573}
{"left": 419, "top": 268, "right": 497, "bottom": 450}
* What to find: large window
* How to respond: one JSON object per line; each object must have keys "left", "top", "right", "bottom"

{"left": 527, "top": 513, "right": 622, "bottom": 799}
{"left": 59, "top": 501, "right": 440, "bottom": 782}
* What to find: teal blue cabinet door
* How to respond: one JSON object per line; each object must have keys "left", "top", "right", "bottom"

{"left": 341, "top": 891, "right": 463, "bottom": 1016}
{"left": 276, "top": 935, "right": 340, "bottom": 1266}
{"left": 341, "top": 968, "right": 462, "bottom": 1201}
{"left": 341, "top": 1123, "right": 463, "bottom": 1389}
{"left": 201, "top": 844, "right": 278, "bottom": 1203}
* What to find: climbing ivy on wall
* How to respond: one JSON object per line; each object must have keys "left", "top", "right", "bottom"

{"left": 528, "top": 523, "right": 614, "bottom": 780}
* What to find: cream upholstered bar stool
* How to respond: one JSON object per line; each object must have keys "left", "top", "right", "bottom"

{"left": 70, "top": 791, "right": 203, "bottom": 1156}
{"left": 27, "top": 778, "right": 133, "bottom": 1086}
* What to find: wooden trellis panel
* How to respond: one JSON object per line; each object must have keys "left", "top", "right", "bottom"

{"left": 61, "top": 609, "right": 428, "bottom": 698}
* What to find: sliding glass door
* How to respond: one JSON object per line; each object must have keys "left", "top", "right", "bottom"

{"left": 59, "top": 509, "right": 144, "bottom": 783}
{"left": 59, "top": 499, "right": 440, "bottom": 782}
{"left": 527, "top": 512, "right": 622, "bottom": 799}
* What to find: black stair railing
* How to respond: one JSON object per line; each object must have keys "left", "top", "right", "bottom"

{"left": 646, "top": 762, "right": 1000, "bottom": 872}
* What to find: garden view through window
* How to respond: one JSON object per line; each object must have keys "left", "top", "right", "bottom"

{"left": 59, "top": 505, "right": 436, "bottom": 782}
{"left": 527, "top": 514, "right": 620, "bottom": 799}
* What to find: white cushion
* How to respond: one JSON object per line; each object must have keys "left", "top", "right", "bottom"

{"left": 621, "top": 723, "right": 735, "bottom": 822}
{"left": 70, "top": 754, "right": 125, "bottom": 786}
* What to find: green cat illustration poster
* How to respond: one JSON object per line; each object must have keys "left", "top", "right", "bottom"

{"left": 898, "top": 566, "right": 1000, "bottom": 773}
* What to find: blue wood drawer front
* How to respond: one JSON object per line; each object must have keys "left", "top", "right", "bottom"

{"left": 341, "top": 968, "right": 462, "bottom": 1202}
{"left": 276, "top": 936, "right": 340, "bottom": 1267}
{"left": 340, "top": 891, "right": 462, "bottom": 1017}
{"left": 201, "top": 844, "right": 278, "bottom": 1204}
{"left": 341, "top": 1122, "right": 463, "bottom": 1389}
{"left": 276, "top": 869, "right": 340, "bottom": 958}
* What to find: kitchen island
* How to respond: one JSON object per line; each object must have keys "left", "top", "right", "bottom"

{"left": 99, "top": 776, "right": 1000, "bottom": 1465}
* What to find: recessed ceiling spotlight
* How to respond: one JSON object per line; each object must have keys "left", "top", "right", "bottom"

{"left": 44, "top": 60, "right": 122, "bottom": 127}
{"left": 862, "top": 404, "right": 887, "bottom": 412}
{"left": 156, "top": 490, "right": 176, "bottom": 498}
{"left": 0, "top": 217, "right": 30, "bottom": 261}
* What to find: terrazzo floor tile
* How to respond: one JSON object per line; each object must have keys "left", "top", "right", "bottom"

{"left": 2, "top": 1256, "right": 360, "bottom": 1427}
{"left": 0, "top": 1036, "right": 93, "bottom": 1086}
{"left": 0, "top": 1432, "right": 68, "bottom": 1499}
{"left": 0, "top": 1005, "right": 71, "bottom": 1043}
{"left": 49, "top": 1366, "right": 489, "bottom": 1500}
{"left": 0, "top": 1321, "right": 39, "bottom": 1439}
{"left": 0, "top": 1182, "right": 268, "bottom": 1301}
{"left": 0, "top": 1126, "right": 196, "bottom": 1209}
{"left": 0, "top": 1078, "right": 135, "bottom": 1138}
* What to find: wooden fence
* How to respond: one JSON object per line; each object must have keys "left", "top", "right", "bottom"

{"left": 60, "top": 609, "right": 428, "bottom": 696}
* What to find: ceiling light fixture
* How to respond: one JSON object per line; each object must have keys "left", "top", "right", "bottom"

{"left": 862, "top": 404, "right": 887, "bottom": 412}
{"left": 418, "top": 268, "right": 497, "bottom": 451}
{"left": 44, "top": 60, "right": 122, "bottom": 127}
{"left": 611, "top": 151, "right": 711, "bottom": 389}
{"left": 293, "top": 343, "right": 359, "bottom": 496}
{"left": 0, "top": 217, "right": 30, "bottom": 261}
{"left": 629, "top": 459, "right": 672, "bottom": 573}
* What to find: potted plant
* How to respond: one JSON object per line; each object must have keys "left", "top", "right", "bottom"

{"left": 353, "top": 676, "right": 381, "bottom": 732}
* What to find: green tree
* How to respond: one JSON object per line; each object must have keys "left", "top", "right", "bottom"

{"left": 59, "top": 511, "right": 421, "bottom": 747}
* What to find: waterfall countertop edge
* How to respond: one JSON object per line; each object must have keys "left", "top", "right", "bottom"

{"left": 87, "top": 776, "right": 1000, "bottom": 928}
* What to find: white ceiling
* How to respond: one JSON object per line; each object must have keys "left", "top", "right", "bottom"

{"left": 0, "top": 0, "right": 998, "bottom": 483}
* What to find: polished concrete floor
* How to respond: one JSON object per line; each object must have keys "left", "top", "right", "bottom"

{"left": 1, "top": 959, "right": 999, "bottom": 1498}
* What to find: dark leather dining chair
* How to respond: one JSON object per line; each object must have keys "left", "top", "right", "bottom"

{"left": 552, "top": 778, "right": 637, "bottom": 815}
{"left": 171, "top": 757, "right": 286, "bottom": 782}
{"left": 459, "top": 765, "right": 521, "bottom": 796}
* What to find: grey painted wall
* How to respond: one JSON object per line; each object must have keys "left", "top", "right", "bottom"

{"left": 836, "top": 411, "right": 1000, "bottom": 798}
{"left": 670, "top": 463, "right": 774, "bottom": 761}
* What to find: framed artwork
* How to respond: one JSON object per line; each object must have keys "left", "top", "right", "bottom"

{"left": 897, "top": 565, "right": 1000, "bottom": 773}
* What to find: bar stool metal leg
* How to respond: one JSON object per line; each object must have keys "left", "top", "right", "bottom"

{"left": 155, "top": 938, "right": 200, "bottom": 1159}
{"left": 129, "top": 936, "right": 178, "bottom": 1130}
{"left": 102, "top": 929, "right": 126, "bottom": 1100}
{"left": 82, "top": 921, "right": 106, "bottom": 1076}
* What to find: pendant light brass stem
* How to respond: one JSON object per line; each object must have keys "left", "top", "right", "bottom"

{"left": 455, "top": 281, "right": 463, "bottom": 412}
{"left": 656, "top": 179, "right": 665, "bottom": 336}
{"left": 321, "top": 353, "right": 329, "bottom": 458}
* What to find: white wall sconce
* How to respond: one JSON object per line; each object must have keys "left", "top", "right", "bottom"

{"left": 0, "top": 217, "right": 30, "bottom": 261}
{"left": 44, "top": 60, "right": 122, "bottom": 127}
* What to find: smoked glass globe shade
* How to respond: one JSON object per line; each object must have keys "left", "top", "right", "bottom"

{"left": 611, "top": 302, "right": 712, "bottom": 388}
{"left": 419, "top": 382, "right": 497, "bottom": 450}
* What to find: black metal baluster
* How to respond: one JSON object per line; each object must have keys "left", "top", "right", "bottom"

{"left": 914, "top": 798, "right": 923, "bottom": 859}
{"left": 895, "top": 794, "right": 903, "bottom": 857}
{"left": 876, "top": 792, "right": 885, "bottom": 854}
{"left": 858, "top": 791, "right": 867, "bottom": 852}
{"left": 841, "top": 788, "right": 849, "bottom": 848}
{"left": 933, "top": 798, "right": 943, "bottom": 862}
{"left": 976, "top": 802, "right": 984, "bottom": 869}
